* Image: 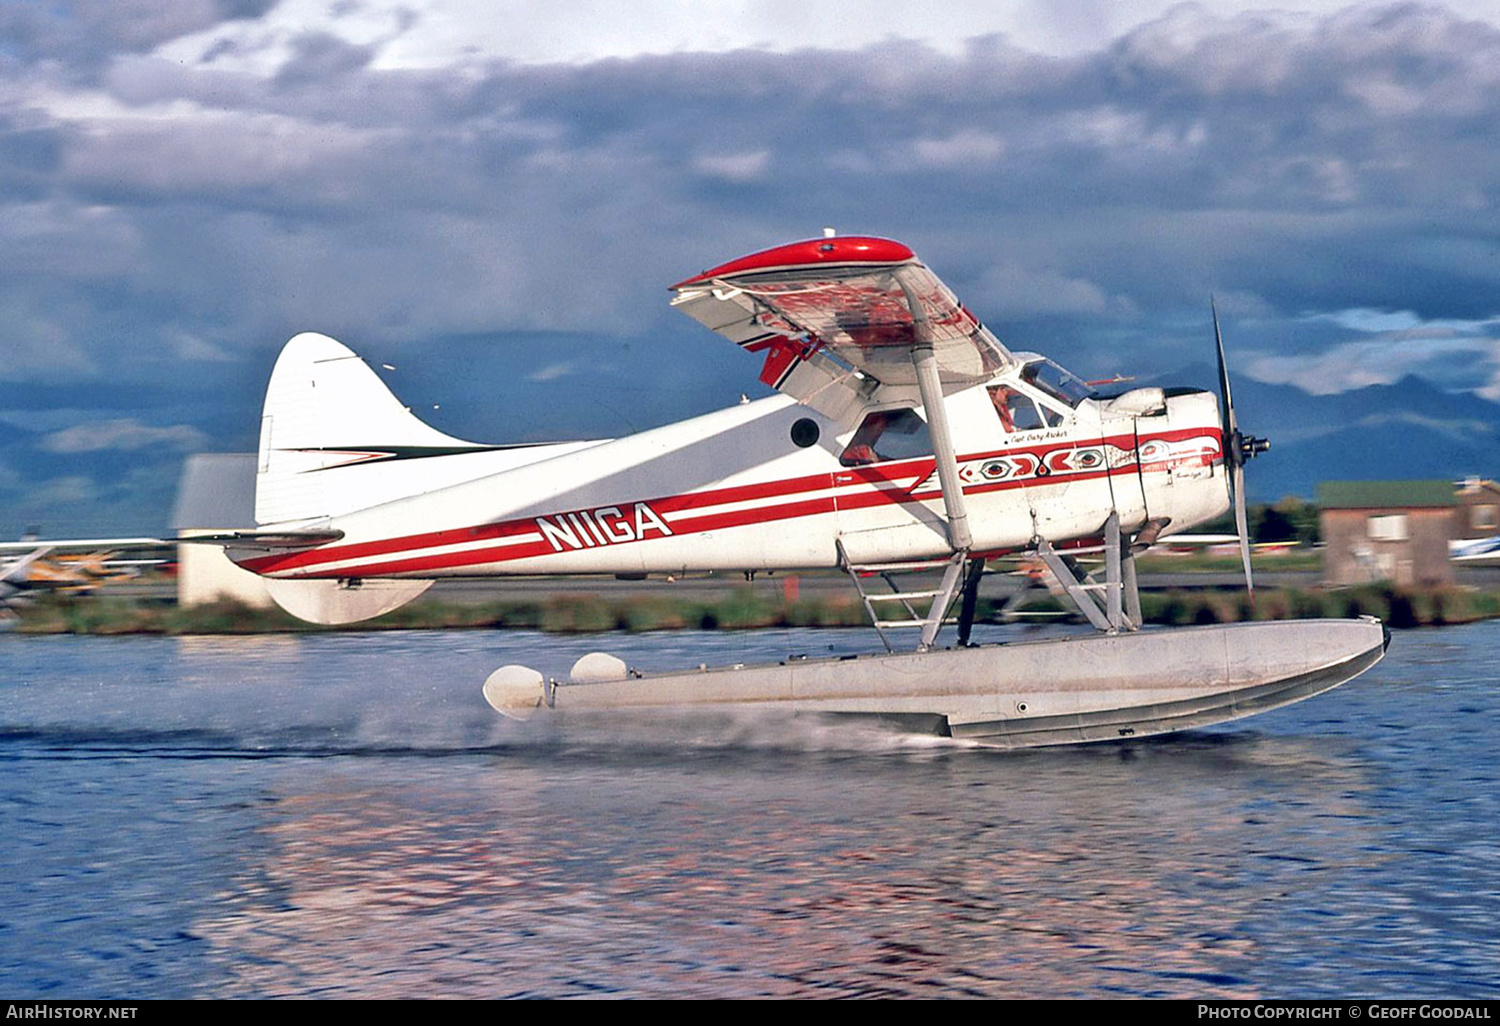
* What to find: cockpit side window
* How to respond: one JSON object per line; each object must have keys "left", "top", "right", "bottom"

{"left": 839, "top": 408, "right": 932, "bottom": 466}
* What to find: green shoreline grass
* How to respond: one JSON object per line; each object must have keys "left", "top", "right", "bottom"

{"left": 11, "top": 582, "right": 1500, "bottom": 635}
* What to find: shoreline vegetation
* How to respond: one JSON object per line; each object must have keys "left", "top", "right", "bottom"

{"left": 10, "top": 580, "right": 1500, "bottom": 636}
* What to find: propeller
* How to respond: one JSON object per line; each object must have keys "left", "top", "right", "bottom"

{"left": 1212, "top": 299, "right": 1271, "bottom": 595}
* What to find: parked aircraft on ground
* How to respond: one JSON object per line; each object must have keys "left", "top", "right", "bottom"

{"left": 0, "top": 536, "right": 168, "bottom": 626}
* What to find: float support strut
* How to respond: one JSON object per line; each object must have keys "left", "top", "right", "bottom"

{"left": 1036, "top": 512, "right": 1141, "bottom": 634}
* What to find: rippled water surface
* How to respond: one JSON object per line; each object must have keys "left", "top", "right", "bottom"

{"left": 3, "top": 622, "right": 1498, "bottom": 998}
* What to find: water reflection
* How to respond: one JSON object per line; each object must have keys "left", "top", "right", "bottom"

{"left": 185, "top": 730, "right": 1384, "bottom": 998}
{"left": 4, "top": 625, "right": 1497, "bottom": 998}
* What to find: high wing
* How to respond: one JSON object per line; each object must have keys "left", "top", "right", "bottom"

{"left": 1451, "top": 536, "right": 1500, "bottom": 564}
{"left": 675, "top": 235, "right": 1018, "bottom": 566}
{"left": 670, "top": 236, "right": 1012, "bottom": 416}
{"left": 0, "top": 537, "right": 168, "bottom": 554}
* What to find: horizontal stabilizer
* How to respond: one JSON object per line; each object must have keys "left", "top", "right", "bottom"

{"left": 178, "top": 528, "right": 345, "bottom": 551}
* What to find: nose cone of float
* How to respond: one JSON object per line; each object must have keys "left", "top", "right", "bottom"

{"left": 483, "top": 664, "right": 547, "bottom": 720}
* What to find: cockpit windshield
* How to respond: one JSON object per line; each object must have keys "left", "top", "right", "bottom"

{"left": 1021, "top": 359, "right": 1095, "bottom": 407}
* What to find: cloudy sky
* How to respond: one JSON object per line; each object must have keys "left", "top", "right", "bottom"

{"left": 5, "top": 0, "right": 1500, "bottom": 532}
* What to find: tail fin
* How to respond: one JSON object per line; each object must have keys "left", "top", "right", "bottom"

{"left": 255, "top": 332, "right": 483, "bottom": 525}
{"left": 253, "top": 333, "right": 456, "bottom": 624}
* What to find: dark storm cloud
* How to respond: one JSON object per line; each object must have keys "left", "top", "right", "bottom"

{"left": 0, "top": 0, "right": 276, "bottom": 78}
{"left": 6, "top": 2, "right": 1500, "bottom": 531}
{"left": 272, "top": 31, "right": 377, "bottom": 89}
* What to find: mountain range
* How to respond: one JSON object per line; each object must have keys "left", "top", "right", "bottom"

{"left": 3, "top": 362, "right": 1498, "bottom": 536}
{"left": 1156, "top": 366, "right": 1500, "bottom": 501}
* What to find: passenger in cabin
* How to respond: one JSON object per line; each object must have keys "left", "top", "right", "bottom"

{"left": 989, "top": 385, "right": 1048, "bottom": 432}
{"left": 839, "top": 408, "right": 934, "bottom": 465}
{"left": 839, "top": 410, "right": 888, "bottom": 465}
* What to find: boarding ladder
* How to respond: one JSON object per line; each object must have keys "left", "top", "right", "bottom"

{"left": 837, "top": 543, "right": 979, "bottom": 653}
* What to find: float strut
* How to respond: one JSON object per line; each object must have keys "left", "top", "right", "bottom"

{"left": 956, "top": 557, "right": 986, "bottom": 646}
{"left": 1036, "top": 512, "right": 1141, "bottom": 634}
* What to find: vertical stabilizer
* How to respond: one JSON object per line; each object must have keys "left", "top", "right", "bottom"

{"left": 255, "top": 332, "right": 483, "bottom": 524}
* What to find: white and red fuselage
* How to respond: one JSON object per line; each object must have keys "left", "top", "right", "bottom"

{"left": 235, "top": 359, "right": 1227, "bottom": 582}
{"left": 230, "top": 237, "right": 1230, "bottom": 620}
{"left": 175, "top": 234, "right": 1395, "bottom": 748}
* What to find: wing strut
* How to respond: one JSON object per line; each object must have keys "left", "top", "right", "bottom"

{"left": 899, "top": 270, "right": 972, "bottom": 554}
{"left": 955, "top": 557, "right": 987, "bottom": 646}
{"left": 828, "top": 269, "right": 979, "bottom": 653}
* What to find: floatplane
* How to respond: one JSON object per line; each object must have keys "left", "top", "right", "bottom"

{"left": 36, "top": 234, "right": 1392, "bottom": 745}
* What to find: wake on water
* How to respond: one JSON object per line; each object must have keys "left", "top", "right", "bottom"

{"left": 2, "top": 627, "right": 1007, "bottom": 762}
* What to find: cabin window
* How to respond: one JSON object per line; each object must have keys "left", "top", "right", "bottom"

{"left": 790, "top": 418, "right": 820, "bottom": 448}
{"left": 988, "top": 385, "right": 1061, "bottom": 432}
{"left": 1473, "top": 504, "right": 1499, "bottom": 531}
{"left": 839, "top": 408, "right": 931, "bottom": 466}
{"left": 1367, "top": 514, "right": 1409, "bottom": 542}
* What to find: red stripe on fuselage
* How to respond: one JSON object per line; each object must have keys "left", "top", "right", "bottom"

{"left": 240, "top": 427, "right": 1220, "bottom": 578}
{"left": 237, "top": 465, "right": 858, "bottom": 575}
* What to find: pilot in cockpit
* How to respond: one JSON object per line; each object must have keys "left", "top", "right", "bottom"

{"left": 989, "top": 385, "right": 1018, "bottom": 432}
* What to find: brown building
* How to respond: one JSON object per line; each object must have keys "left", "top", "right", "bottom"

{"left": 1317, "top": 480, "right": 1456, "bottom": 587}
{"left": 1453, "top": 478, "right": 1500, "bottom": 541}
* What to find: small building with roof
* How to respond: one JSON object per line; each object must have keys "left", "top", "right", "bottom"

{"left": 1317, "top": 480, "right": 1456, "bottom": 587}
{"left": 171, "top": 453, "right": 273, "bottom": 608}
{"left": 1453, "top": 477, "right": 1500, "bottom": 541}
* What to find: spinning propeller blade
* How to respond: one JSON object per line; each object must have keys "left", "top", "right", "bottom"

{"left": 1233, "top": 461, "right": 1252, "bottom": 592}
{"left": 1212, "top": 298, "right": 1269, "bottom": 596}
